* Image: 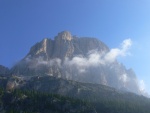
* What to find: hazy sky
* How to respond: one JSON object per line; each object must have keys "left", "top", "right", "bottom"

{"left": 0, "top": 0, "right": 150, "bottom": 93}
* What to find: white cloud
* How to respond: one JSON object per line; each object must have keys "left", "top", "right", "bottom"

{"left": 104, "top": 39, "right": 132, "bottom": 63}
{"left": 25, "top": 56, "right": 62, "bottom": 68}
{"left": 120, "top": 74, "right": 128, "bottom": 83}
{"left": 104, "top": 48, "right": 121, "bottom": 63}
{"left": 121, "top": 38, "right": 132, "bottom": 51}
{"left": 64, "top": 51, "right": 105, "bottom": 73}
{"left": 36, "top": 56, "right": 48, "bottom": 65}
{"left": 64, "top": 39, "right": 132, "bottom": 71}
{"left": 138, "top": 80, "right": 150, "bottom": 97}
{"left": 139, "top": 80, "right": 146, "bottom": 92}
{"left": 26, "top": 38, "right": 132, "bottom": 71}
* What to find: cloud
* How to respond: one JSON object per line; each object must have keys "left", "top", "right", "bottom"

{"left": 138, "top": 80, "right": 150, "bottom": 97}
{"left": 64, "top": 38, "right": 132, "bottom": 73}
{"left": 122, "top": 38, "right": 132, "bottom": 50}
{"left": 64, "top": 50, "right": 105, "bottom": 73}
{"left": 104, "top": 39, "right": 132, "bottom": 63}
{"left": 25, "top": 56, "right": 61, "bottom": 68}
{"left": 120, "top": 74, "right": 128, "bottom": 83}
{"left": 139, "top": 80, "right": 146, "bottom": 92}
{"left": 25, "top": 38, "right": 132, "bottom": 71}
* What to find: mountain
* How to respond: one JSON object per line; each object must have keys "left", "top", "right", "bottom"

{"left": 0, "top": 31, "right": 150, "bottom": 112}
{"left": 11, "top": 31, "right": 140, "bottom": 94}
{"left": 0, "top": 65, "right": 9, "bottom": 75}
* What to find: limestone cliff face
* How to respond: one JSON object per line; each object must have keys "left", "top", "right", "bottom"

{"left": 53, "top": 31, "right": 74, "bottom": 58}
{"left": 26, "top": 31, "right": 109, "bottom": 60}
{"left": 10, "top": 31, "right": 140, "bottom": 94}
{"left": 27, "top": 38, "right": 54, "bottom": 60}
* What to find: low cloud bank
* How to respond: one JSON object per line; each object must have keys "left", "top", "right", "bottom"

{"left": 64, "top": 39, "right": 132, "bottom": 73}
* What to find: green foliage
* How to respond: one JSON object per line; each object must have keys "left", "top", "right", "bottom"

{"left": 0, "top": 88, "right": 94, "bottom": 113}
{"left": 0, "top": 87, "right": 150, "bottom": 113}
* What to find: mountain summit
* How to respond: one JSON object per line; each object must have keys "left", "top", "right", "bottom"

{"left": 11, "top": 31, "right": 140, "bottom": 94}
{"left": 56, "top": 31, "right": 73, "bottom": 41}
{"left": 25, "top": 31, "right": 109, "bottom": 60}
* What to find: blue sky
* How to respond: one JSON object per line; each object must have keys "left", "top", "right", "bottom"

{"left": 0, "top": 0, "right": 150, "bottom": 93}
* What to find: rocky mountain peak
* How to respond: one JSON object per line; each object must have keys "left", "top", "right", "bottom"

{"left": 10, "top": 31, "right": 140, "bottom": 94}
{"left": 55, "top": 31, "right": 72, "bottom": 41}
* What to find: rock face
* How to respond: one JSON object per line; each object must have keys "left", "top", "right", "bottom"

{"left": 25, "top": 31, "right": 109, "bottom": 59}
{"left": 11, "top": 31, "right": 140, "bottom": 94}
